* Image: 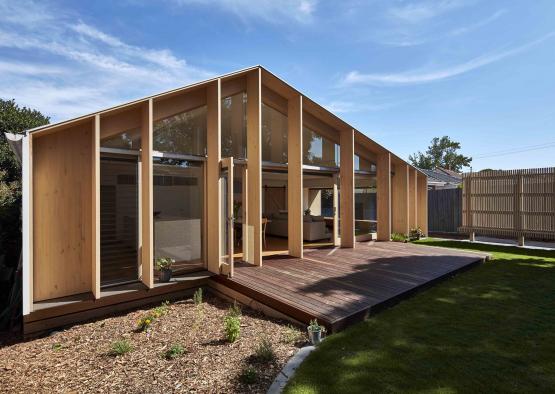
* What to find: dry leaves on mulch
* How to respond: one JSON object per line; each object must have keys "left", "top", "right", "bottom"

{"left": 0, "top": 294, "right": 307, "bottom": 393}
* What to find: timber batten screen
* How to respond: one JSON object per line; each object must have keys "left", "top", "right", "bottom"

{"left": 460, "top": 168, "right": 555, "bottom": 240}
{"left": 21, "top": 66, "right": 427, "bottom": 328}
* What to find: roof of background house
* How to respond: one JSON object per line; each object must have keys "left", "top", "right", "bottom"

{"left": 419, "top": 168, "right": 462, "bottom": 185}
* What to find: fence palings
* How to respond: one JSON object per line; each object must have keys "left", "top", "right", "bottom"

{"left": 459, "top": 167, "right": 555, "bottom": 240}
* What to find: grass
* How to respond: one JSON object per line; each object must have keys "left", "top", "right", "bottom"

{"left": 163, "top": 343, "right": 186, "bottom": 360}
{"left": 284, "top": 239, "right": 555, "bottom": 393}
{"left": 109, "top": 339, "right": 132, "bottom": 356}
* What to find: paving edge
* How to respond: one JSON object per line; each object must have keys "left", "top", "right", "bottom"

{"left": 267, "top": 344, "right": 317, "bottom": 394}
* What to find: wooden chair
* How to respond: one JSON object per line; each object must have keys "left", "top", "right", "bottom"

{"left": 262, "top": 217, "right": 268, "bottom": 248}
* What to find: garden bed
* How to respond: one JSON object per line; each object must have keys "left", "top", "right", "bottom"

{"left": 0, "top": 293, "right": 306, "bottom": 393}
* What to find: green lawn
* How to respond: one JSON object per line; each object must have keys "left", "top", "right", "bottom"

{"left": 284, "top": 239, "right": 555, "bottom": 394}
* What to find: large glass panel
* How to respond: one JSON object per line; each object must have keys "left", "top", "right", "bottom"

{"left": 222, "top": 92, "right": 247, "bottom": 158}
{"left": 355, "top": 154, "right": 376, "bottom": 172}
{"left": 153, "top": 106, "right": 207, "bottom": 156}
{"left": 100, "top": 156, "right": 139, "bottom": 286}
{"left": 303, "top": 127, "right": 339, "bottom": 167}
{"left": 355, "top": 175, "right": 377, "bottom": 236}
{"left": 153, "top": 158, "right": 204, "bottom": 274}
{"left": 101, "top": 128, "right": 141, "bottom": 150}
{"left": 262, "top": 103, "right": 288, "bottom": 163}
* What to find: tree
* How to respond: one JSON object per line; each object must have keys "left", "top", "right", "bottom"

{"left": 409, "top": 136, "right": 471, "bottom": 172}
{"left": 0, "top": 99, "right": 49, "bottom": 267}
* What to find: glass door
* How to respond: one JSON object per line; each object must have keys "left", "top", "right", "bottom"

{"left": 100, "top": 156, "right": 139, "bottom": 286}
{"left": 220, "top": 157, "right": 234, "bottom": 274}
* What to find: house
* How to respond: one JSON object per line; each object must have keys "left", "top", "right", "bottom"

{"left": 13, "top": 66, "right": 428, "bottom": 335}
{"left": 419, "top": 167, "right": 462, "bottom": 190}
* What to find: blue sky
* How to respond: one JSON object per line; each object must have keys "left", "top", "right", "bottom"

{"left": 1, "top": 0, "right": 554, "bottom": 170}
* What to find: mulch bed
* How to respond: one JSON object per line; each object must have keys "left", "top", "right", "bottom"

{"left": 0, "top": 294, "right": 307, "bottom": 393}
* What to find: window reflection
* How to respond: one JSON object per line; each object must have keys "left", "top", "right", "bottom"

{"left": 222, "top": 92, "right": 247, "bottom": 158}
{"left": 153, "top": 106, "right": 207, "bottom": 156}
{"left": 262, "top": 103, "right": 288, "bottom": 163}
{"left": 303, "top": 127, "right": 339, "bottom": 167}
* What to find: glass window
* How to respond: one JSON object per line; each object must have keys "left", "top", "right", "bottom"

{"left": 221, "top": 92, "right": 247, "bottom": 159}
{"left": 101, "top": 128, "right": 141, "bottom": 150}
{"left": 355, "top": 155, "right": 376, "bottom": 172}
{"left": 262, "top": 103, "right": 288, "bottom": 163}
{"left": 303, "top": 127, "right": 339, "bottom": 167}
{"left": 355, "top": 175, "right": 377, "bottom": 235}
{"left": 153, "top": 106, "right": 207, "bottom": 156}
{"left": 153, "top": 158, "right": 204, "bottom": 274}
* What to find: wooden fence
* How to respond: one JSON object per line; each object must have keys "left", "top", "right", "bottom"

{"left": 428, "top": 188, "right": 462, "bottom": 233}
{"left": 459, "top": 167, "right": 555, "bottom": 243}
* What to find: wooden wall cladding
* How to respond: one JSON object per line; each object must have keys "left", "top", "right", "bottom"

{"left": 33, "top": 121, "right": 94, "bottom": 301}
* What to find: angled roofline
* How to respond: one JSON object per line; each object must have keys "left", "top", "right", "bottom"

{"left": 25, "top": 64, "right": 424, "bottom": 175}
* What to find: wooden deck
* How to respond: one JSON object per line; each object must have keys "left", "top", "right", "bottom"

{"left": 211, "top": 242, "right": 487, "bottom": 332}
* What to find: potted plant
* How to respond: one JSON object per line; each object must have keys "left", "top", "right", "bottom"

{"left": 307, "top": 319, "right": 326, "bottom": 345}
{"left": 156, "top": 257, "right": 174, "bottom": 282}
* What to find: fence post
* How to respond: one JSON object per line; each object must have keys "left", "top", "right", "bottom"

{"left": 516, "top": 173, "right": 524, "bottom": 246}
{"left": 465, "top": 174, "right": 474, "bottom": 241}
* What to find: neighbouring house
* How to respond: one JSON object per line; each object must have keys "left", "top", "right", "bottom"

{"left": 9, "top": 66, "right": 428, "bottom": 336}
{"left": 419, "top": 167, "right": 462, "bottom": 190}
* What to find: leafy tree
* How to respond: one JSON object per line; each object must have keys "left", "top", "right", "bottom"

{"left": 409, "top": 136, "right": 471, "bottom": 172}
{"left": 0, "top": 99, "right": 49, "bottom": 267}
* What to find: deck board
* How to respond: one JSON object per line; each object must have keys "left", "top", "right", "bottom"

{"left": 211, "top": 242, "right": 487, "bottom": 331}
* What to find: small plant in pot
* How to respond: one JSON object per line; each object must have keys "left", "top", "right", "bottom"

{"left": 307, "top": 319, "right": 326, "bottom": 345}
{"left": 156, "top": 257, "right": 174, "bottom": 282}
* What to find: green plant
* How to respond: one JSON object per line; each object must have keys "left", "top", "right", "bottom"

{"left": 155, "top": 257, "right": 174, "bottom": 270}
{"left": 283, "top": 324, "right": 303, "bottom": 344}
{"left": 239, "top": 366, "right": 258, "bottom": 384}
{"left": 52, "top": 343, "right": 63, "bottom": 351}
{"left": 304, "top": 208, "right": 311, "bottom": 216}
{"left": 193, "top": 288, "right": 203, "bottom": 305}
{"left": 391, "top": 232, "right": 408, "bottom": 242}
{"left": 110, "top": 339, "right": 132, "bottom": 356}
{"left": 409, "top": 227, "right": 424, "bottom": 239}
{"left": 308, "top": 319, "right": 325, "bottom": 333}
{"left": 164, "top": 343, "right": 186, "bottom": 360}
{"left": 224, "top": 303, "right": 242, "bottom": 342}
{"left": 137, "top": 315, "right": 153, "bottom": 331}
{"left": 152, "top": 300, "right": 170, "bottom": 318}
{"left": 254, "top": 338, "right": 276, "bottom": 362}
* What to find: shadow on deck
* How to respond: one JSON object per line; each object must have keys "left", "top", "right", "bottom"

{"left": 210, "top": 242, "right": 488, "bottom": 332}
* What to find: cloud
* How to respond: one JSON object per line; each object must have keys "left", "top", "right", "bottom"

{"left": 0, "top": 0, "right": 214, "bottom": 121}
{"left": 450, "top": 9, "right": 506, "bottom": 36}
{"left": 387, "top": 0, "right": 470, "bottom": 24}
{"left": 344, "top": 32, "right": 555, "bottom": 86}
{"left": 170, "top": 0, "right": 318, "bottom": 23}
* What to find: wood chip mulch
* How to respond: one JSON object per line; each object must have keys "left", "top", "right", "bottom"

{"left": 0, "top": 294, "right": 307, "bottom": 393}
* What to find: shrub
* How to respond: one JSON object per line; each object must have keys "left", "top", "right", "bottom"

{"left": 110, "top": 340, "right": 132, "bottom": 356}
{"left": 224, "top": 303, "right": 241, "bottom": 342}
{"left": 152, "top": 300, "right": 170, "bottom": 318}
{"left": 193, "top": 288, "right": 203, "bottom": 305}
{"left": 282, "top": 324, "right": 303, "bottom": 344}
{"left": 391, "top": 232, "right": 408, "bottom": 242}
{"left": 239, "top": 366, "right": 258, "bottom": 384}
{"left": 137, "top": 315, "right": 153, "bottom": 332}
{"left": 164, "top": 343, "right": 186, "bottom": 360}
{"left": 52, "top": 343, "right": 63, "bottom": 351}
{"left": 254, "top": 338, "right": 276, "bottom": 362}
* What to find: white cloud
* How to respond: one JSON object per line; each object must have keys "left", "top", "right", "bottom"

{"left": 450, "top": 9, "right": 506, "bottom": 36}
{"left": 344, "top": 32, "right": 555, "bottom": 86}
{"left": 0, "top": 0, "right": 214, "bottom": 121}
{"left": 388, "top": 0, "right": 470, "bottom": 24}
{"left": 170, "top": 0, "right": 318, "bottom": 23}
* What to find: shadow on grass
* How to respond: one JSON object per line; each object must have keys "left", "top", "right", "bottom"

{"left": 284, "top": 240, "right": 555, "bottom": 394}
